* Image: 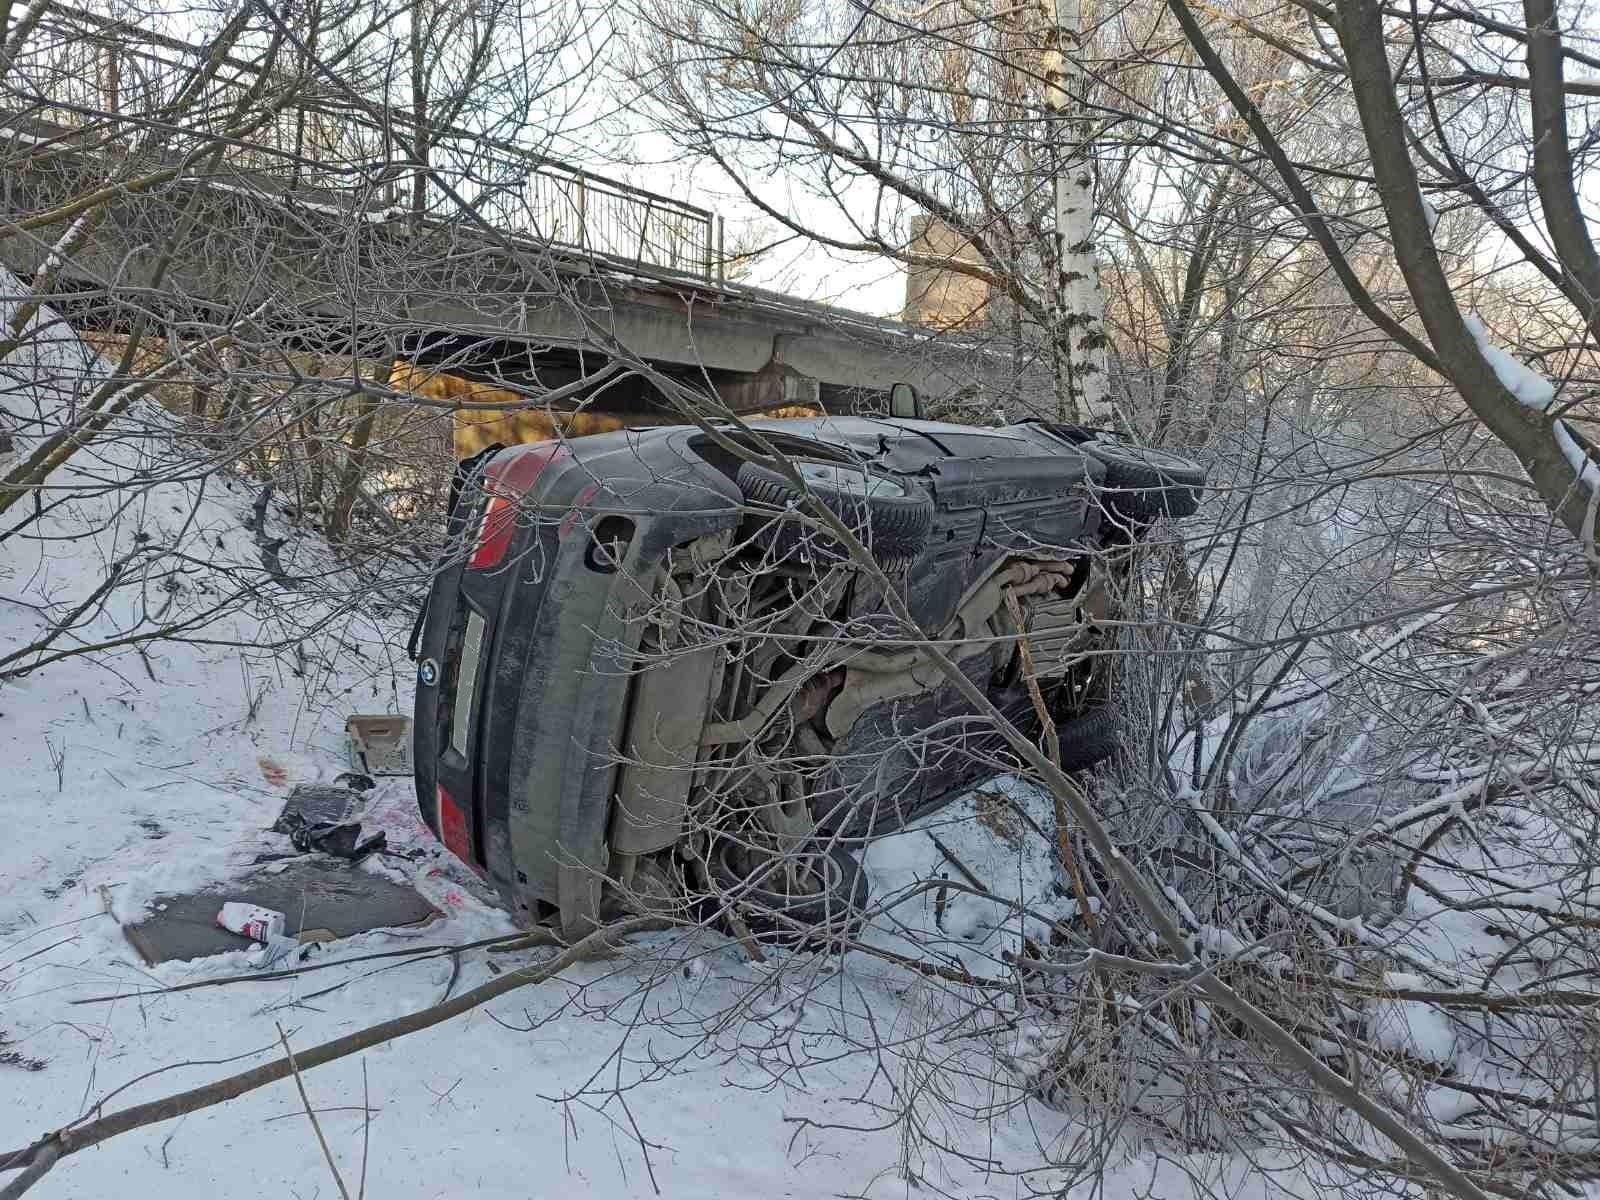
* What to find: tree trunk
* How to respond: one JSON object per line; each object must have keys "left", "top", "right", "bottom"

{"left": 410, "top": 6, "right": 430, "bottom": 227}
{"left": 1042, "top": 0, "right": 1109, "bottom": 423}
{"left": 328, "top": 394, "right": 379, "bottom": 544}
{"left": 1334, "top": 0, "right": 1597, "bottom": 542}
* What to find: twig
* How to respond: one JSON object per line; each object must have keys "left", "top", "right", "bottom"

{"left": 687, "top": 849, "right": 764, "bottom": 963}
{"left": 158, "top": 1120, "right": 181, "bottom": 1169}
{"left": 437, "top": 948, "right": 461, "bottom": 1006}
{"left": 1003, "top": 589, "right": 1101, "bottom": 939}
{"left": 1003, "top": 590, "right": 1061, "bottom": 769}
{"left": 262, "top": 1106, "right": 377, "bottom": 1125}
{"left": 275, "top": 1023, "right": 351, "bottom": 1200}
{"left": 357, "top": 1061, "right": 370, "bottom": 1200}
{"left": 925, "top": 833, "right": 989, "bottom": 895}
{"left": 842, "top": 937, "right": 1011, "bottom": 990}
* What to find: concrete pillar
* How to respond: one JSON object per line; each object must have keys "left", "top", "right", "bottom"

{"left": 715, "top": 357, "right": 820, "bottom": 413}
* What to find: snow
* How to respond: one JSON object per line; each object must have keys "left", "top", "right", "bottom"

{"left": 0, "top": 284, "right": 110, "bottom": 438}
{"left": 860, "top": 775, "right": 1067, "bottom": 980}
{"left": 1366, "top": 974, "right": 1457, "bottom": 1067}
{"left": 1457, "top": 312, "right": 1600, "bottom": 497}
{"left": 1462, "top": 315, "right": 1556, "bottom": 411}
{"left": 1397, "top": 308, "right": 1600, "bottom": 506}
{"left": 1554, "top": 418, "right": 1600, "bottom": 495}
{"left": 7, "top": 270, "right": 1594, "bottom": 1198}
{"left": 0, "top": 624, "right": 1136, "bottom": 1200}
{"left": 1419, "top": 192, "right": 1439, "bottom": 235}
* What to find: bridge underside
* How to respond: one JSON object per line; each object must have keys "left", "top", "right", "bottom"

{"left": 401, "top": 333, "right": 890, "bottom": 416}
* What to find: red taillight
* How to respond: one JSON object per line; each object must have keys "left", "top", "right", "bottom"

{"left": 466, "top": 494, "right": 516, "bottom": 569}
{"left": 466, "top": 442, "right": 571, "bottom": 570}
{"left": 436, "top": 783, "right": 471, "bottom": 863}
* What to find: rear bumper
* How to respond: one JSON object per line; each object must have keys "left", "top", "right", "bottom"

{"left": 413, "top": 429, "right": 742, "bottom": 932}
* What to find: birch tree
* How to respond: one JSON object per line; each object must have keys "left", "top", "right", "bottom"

{"left": 1043, "top": 0, "right": 1111, "bottom": 421}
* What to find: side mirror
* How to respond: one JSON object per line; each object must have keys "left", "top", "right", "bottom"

{"left": 888, "top": 382, "right": 924, "bottom": 420}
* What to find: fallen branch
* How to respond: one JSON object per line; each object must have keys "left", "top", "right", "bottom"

{"left": 245, "top": 483, "right": 300, "bottom": 589}
{"left": 69, "top": 928, "right": 558, "bottom": 1005}
{"left": 0, "top": 917, "right": 668, "bottom": 1194}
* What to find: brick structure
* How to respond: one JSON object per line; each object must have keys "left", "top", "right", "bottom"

{"left": 903, "top": 216, "right": 990, "bottom": 329}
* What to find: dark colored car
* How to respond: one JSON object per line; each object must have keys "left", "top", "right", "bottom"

{"left": 411, "top": 415, "right": 1204, "bottom": 937}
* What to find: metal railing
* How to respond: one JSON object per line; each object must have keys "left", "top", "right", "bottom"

{"left": 4, "top": 2, "right": 724, "bottom": 282}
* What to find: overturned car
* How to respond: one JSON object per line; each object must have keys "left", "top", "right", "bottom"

{"left": 411, "top": 414, "right": 1204, "bottom": 937}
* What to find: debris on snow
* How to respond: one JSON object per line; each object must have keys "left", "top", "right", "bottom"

{"left": 120, "top": 853, "right": 442, "bottom": 965}
{"left": 215, "top": 900, "right": 287, "bottom": 941}
{"left": 213, "top": 903, "right": 315, "bottom": 970}
{"left": 270, "top": 782, "right": 368, "bottom": 832}
{"left": 346, "top": 712, "right": 414, "bottom": 776}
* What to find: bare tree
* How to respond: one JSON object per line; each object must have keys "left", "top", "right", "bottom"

{"left": 1162, "top": 0, "right": 1600, "bottom": 541}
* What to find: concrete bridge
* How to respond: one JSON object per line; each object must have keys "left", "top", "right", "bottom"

{"left": 0, "top": 3, "right": 1042, "bottom": 432}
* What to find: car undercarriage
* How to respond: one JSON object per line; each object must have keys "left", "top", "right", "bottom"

{"left": 411, "top": 416, "right": 1205, "bottom": 938}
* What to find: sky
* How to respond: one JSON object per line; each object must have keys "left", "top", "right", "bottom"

{"left": 564, "top": 124, "right": 916, "bottom": 319}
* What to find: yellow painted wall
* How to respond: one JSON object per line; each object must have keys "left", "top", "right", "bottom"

{"left": 388, "top": 363, "right": 820, "bottom": 460}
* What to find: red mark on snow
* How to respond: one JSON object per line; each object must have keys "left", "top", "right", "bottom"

{"left": 257, "top": 757, "right": 288, "bottom": 788}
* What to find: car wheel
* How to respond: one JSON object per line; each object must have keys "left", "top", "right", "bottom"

{"left": 708, "top": 838, "right": 870, "bottom": 938}
{"left": 1080, "top": 440, "right": 1206, "bottom": 521}
{"left": 1057, "top": 705, "right": 1119, "bottom": 771}
{"left": 736, "top": 458, "right": 933, "bottom": 565}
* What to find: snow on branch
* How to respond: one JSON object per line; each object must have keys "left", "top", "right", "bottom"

{"left": 1462, "top": 315, "right": 1600, "bottom": 498}
{"left": 1463, "top": 316, "right": 1555, "bottom": 412}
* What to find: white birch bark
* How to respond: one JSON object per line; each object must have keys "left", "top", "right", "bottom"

{"left": 1042, "top": 0, "right": 1109, "bottom": 423}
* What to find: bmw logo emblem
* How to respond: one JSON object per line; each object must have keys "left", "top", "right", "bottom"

{"left": 418, "top": 658, "right": 439, "bottom": 686}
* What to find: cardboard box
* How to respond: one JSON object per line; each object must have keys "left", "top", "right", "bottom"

{"left": 346, "top": 714, "right": 413, "bottom": 776}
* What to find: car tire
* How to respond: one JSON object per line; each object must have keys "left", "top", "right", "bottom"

{"left": 708, "top": 839, "right": 870, "bottom": 938}
{"left": 1057, "top": 705, "right": 1120, "bottom": 771}
{"left": 736, "top": 459, "right": 933, "bottom": 565}
{"left": 1080, "top": 440, "right": 1206, "bottom": 521}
